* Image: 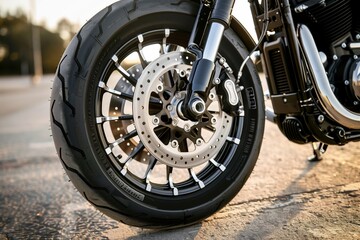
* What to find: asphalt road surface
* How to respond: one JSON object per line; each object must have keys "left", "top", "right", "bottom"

{"left": 0, "top": 75, "right": 359, "bottom": 239}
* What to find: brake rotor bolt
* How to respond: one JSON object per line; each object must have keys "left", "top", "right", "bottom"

{"left": 196, "top": 138, "right": 203, "bottom": 146}
{"left": 179, "top": 70, "right": 186, "bottom": 78}
{"left": 341, "top": 43, "right": 347, "bottom": 49}
{"left": 344, "top": 80, "right": 350, "bottom": 86}
{"left": 171, "top": 140, "right": 178, "bottom": 148}
{"left": 152, "top": 117, "right": 160, "bottom": 125}
{"left": 354, "top": 55, "right": 359, "bottom": 60}
{"left": 157, "top": 84, "right": 164, "bottom": 92}
{"left": 209, "top": 93, "right": 215, "bottom": 101}
{"left": 211, "top": 117, "right": 217, "bottom": 125}
{"left": 354, "top": 101, "right": 359, "bottom": 106}
{"left": 184, "top": 124, "right": 191, "bottom": 132}
{"left": 333, "top": 55, "right": 338, "bottom": 61}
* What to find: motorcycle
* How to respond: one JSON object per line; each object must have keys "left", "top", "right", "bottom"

{"left": 50, "top": 0, "right": 360, "bottom": 228}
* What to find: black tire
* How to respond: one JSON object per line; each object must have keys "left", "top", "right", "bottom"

{"left": 50, "top": 0, "right": 264, "bottom": 228}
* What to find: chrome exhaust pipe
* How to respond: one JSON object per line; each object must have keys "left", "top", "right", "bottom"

{"left": 265, "top": 107, "right": 277, "bottom": 123}
{"left": 299, "top": 24, "right": 360, "bottom": 129}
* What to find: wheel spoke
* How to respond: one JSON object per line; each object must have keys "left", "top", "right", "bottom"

{"left": 167, "top": 166, "right": 178, "bottom": 196}
{"left": 189, "top": 168, "right": 205, "bottom": 189}
{"left": 96, "top": 115, "right": 133, "bottom": 124}
{"left": 99, "top": 81, "right": 162, "bottom": 105}
{"left": 210, "top": 158, "right": 226, "bottom": 171}
{"left": 98, "top": 81, "right": 133, "bottom": 100}
{"left": 226, "top": 136, "right": 240, "bottom": 145}
{"left": 145, "top": 157, "right": 157, "bottom": 192}
{"left": 105, "top": 129, "right": 138, "bottom": 154}
{"left": 111, "top": 55, "right": 138, "bottom": 86}
{"left": 137, "top": 34, "right": 148, "bottom": 68}
{"left": 161, "top": 29, "right": 170, "bottom": 54}
{"left": 121, "top": 143, "right": 145, "bottom": 175}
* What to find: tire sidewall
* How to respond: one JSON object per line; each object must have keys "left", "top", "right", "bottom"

{"left": 56, "top": 0, "right": 264, "bottom": 226}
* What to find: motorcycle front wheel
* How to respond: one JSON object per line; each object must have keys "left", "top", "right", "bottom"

{"left": 50, "top": 0, "right": 264, "bottom": 228}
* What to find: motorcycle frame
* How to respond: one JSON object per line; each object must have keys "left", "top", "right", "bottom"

{"left": 187, "top": 0, "right": 360, "bottom": 145}
{"left": 185, "top": 0, "right": 305, "bottom": 118}
{"left": 249, "top": 0, "right": 307, "bottom": 113}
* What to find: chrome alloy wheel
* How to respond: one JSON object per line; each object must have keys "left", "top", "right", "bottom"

{"left": 96, "top": 29, "right": 243, "bottom": 196}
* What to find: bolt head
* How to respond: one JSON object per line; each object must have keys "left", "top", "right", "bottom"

{"left": 171, "top": 140, "right": 178, "bottom": 148}
{"left": 317, "top": 115, "right": 325, "bottom": 124}
{"left": 157, "top": 84, "right": 164, "bottom": 92}
{"left": 211, "top": 117, "right": 217, "bottom": 125}
{"left": 152, "top": 117, "right": 159, "bottom": 125}
{"left": 214, "top": 78, "right": 221, "bottom": 85}
{"left": 167, "top": 105, "right": 173, "bottom": 111}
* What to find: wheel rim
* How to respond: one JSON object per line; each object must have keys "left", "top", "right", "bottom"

{"left": 95, "top": 29, "right": 244, "bottom": 196}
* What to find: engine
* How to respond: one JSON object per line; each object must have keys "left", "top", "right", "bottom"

{"left": 292, "top": 0, "right": 360, "bottom": 113}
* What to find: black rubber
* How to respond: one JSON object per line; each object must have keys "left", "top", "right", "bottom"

{"left": 50, "top": 0, "right": 265, "bottom": 228}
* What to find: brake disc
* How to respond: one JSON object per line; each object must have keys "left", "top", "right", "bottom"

{"left": 133, "top": 51, "right": 232, "bottom": 168}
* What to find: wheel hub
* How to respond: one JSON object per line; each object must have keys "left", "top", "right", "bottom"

{"left": 133, "top": 51, "right": 232, "bottom": 168}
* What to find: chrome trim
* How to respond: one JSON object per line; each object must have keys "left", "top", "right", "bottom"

{"left": 349, "top": 42, "right": 360, "bottom": 49}
{"left": 299, "top": 25, "right": 360, "bottom": 129}
{"left": 223, "top": 79, "right": 239, "bottom": 106}
{"left": 265, "top": 107, "right": 277, "bottom": 123}
{"left": 203, "top": 22, "right": 225, "bottom": 62}
{"left": 351, "top": 61, "right": 360, "bottom": 100}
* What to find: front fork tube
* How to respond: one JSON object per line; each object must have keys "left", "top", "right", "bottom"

{"left": 183, "top": 0, "right": 234, "bottom": 121}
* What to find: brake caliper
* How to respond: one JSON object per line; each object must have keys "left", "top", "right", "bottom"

{"left": 215, "top": 57, "right": 242, "bottom": 116}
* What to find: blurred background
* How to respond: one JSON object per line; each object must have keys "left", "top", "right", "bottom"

{"left": 0, "top": 0, "right": 254, "bottom": 80}
{"left": 0, "top": 0, "right": 118, "bottom": 79}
